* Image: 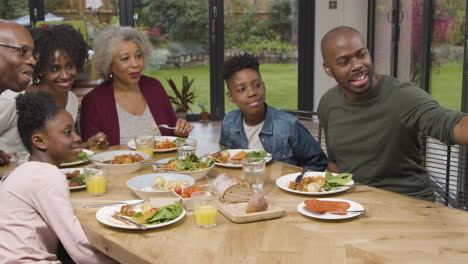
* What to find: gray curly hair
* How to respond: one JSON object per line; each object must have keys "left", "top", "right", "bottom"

{"left": 92, "top": 26, "right": 153, "bottom": 80}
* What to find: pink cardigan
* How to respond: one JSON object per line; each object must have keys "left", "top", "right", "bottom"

{"left": 80, "top": 75, "right": 177, "bottom": 145}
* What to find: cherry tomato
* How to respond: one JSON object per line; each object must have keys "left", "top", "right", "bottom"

{"left": 183, "top": 187, "right": 193, "bottom": 196}
{"left": 174, "top": 186, "right": 182, "bottom": 194}
{"left": 180, "top": 193, "right": 190, "bottom": 199}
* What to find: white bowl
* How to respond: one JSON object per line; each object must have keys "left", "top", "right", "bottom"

{"left": 127, "top": 173, "right": 195, "bottom": 199}
{"left": 90, "top": 150, "right": 149, "bottom": 175}
{"left": 153, "top": 157, "right": 215, "bottom": 181}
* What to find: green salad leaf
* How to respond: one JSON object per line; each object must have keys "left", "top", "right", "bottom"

{"left": 70, "top": 174, "right": 86, "bottom": 185}
{"left": 132, "top": 202, "right": 184, "bottom": 225}
{"left": 64, "top": 151, "right": 93, "bottom": 163}
{"left": 246, "top": 150, "right": 268, "bottom": 158}
{"left": 164, "top": 155, "right": 215, "bottom": 171}
{"left": 173, "top": 138, "right": 186, "bottom": 143}
{"left": 323, "top": 171, "right": 353, "bottom": 189}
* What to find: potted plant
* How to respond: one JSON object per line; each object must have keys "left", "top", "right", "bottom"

{"left": 198, "top": 102, "right": 210, "bottom": 122}
{"left": 166, "top": 75, "right": 197, "bottom": 119}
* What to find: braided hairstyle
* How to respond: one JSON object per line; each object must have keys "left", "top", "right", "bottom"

{"left": 30, "top": 24, "right": 89, "bottom": 84}
{"left": 16, "top": 92, "right": 61, "bottom": 152}
{"left": 222, "top": 53, "right": 260, "bottom": 86}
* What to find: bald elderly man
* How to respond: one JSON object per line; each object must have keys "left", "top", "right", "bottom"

{"left": 317, "top": 26, "right": 468, "bottom": 201}
{"left": 0, "top": 20, "right": 37, "bottom": 165}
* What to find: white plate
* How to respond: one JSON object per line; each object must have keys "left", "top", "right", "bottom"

{"left": 297, "top": 198, "right": 364, "bottom": 220}
{"left": 60, "top": 149, "right": 95, "bottom": 167}
{"left": 127, "top": 136, "right": 178, "bottom": 152}
{"left": 275, "top": 172, "right": 354, "bottom": 195}
{"left": 213, "top": 149, "right": 273, "bottom": 168}
{"left": 60, "top": 168, "right": 86, "bottom": 190}
{"left": 96, "top": 200, "right": 186, "bottom": 230}
{"left": 127, "top": 173, "right": 195, "bottom": 198}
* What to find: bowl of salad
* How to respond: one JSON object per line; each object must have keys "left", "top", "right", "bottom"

{"left": 153, "top": 155, "right": 216, "bottom": 181}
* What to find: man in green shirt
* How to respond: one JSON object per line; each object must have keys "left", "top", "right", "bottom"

{"left": 318, "top": 26, "right": 468, "bottom": 200}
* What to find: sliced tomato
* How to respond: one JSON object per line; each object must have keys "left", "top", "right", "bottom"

{"left": 174, "top": 186, "right": 182, "bottom": 194}
{"left": 180, "top": 192, "right": 190, "bottom": 199}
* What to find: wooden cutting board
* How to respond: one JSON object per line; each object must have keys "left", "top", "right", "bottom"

{"left": 217, "top": 200, "right": 285, "bottom": 223}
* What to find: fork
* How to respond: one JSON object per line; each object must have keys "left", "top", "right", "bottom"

{"left": 83, "top": 199, "right": 147, "bottom": 209}
{"left": 158, "top": 124, "right": 176, "bottom": 130}
{"left": 295, "top": 167, "right": 308, "bottom": 184}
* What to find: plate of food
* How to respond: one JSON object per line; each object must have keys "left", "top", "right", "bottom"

{"left": 127, "top": 173, "right": 195, "bottom": 199}
{"left": 90, "top": 150, "right": 149, "bottom": 175}
{"left": 208, "top": 149, "right": 272, "bottom": 168}
{"left": 276, "top": 171, "right": 354, "bottom": 195}
{"left": 61, "top": 168, "right": 86, "bottom": 190}
{"left": 96, "top": 199, "right": 186, "bottom": 230}
{"left": 154, "top": 155, "right": 216, "bottom": 180}
{"left": 127, "top": 136, "right": 184, "bottom": 152}
{"left": 297, "top": 198, "right": 365, "bottom": 220}
{"left": 60, "top": 149, "right": 94, "bottom": 167}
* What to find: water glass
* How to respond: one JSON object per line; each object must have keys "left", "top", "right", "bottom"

{"left": 14, "top": 151, "right": 30, "bottom": 165}
{"left": 242, "top": 158, "right": 266, "bottom": 190}
{"left": 176, "top": 138, "right": 197, "bottom": 158}
{"left": 192, "top": 191, "right": 218, "bottom": 229}
{"left": 84, "top": 164, "right": 107, "bottom": 196}
{"left": 135, "top": 135, "right": 155, "bottom": 159}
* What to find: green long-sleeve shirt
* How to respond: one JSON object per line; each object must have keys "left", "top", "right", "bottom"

{"left": 318, "top": 75, "right": 466, "bottom": 199}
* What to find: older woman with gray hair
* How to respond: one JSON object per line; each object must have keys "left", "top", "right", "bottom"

{"left": 80, "top": 26, "right": 193, "bottom": 145}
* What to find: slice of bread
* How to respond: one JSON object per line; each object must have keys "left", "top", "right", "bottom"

{"left": 213, "top": 173, "right": 254, "bottom": 203}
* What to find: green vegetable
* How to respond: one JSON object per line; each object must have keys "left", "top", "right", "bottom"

{"left": 173, "top": 138, "right": 186, "bottom": 143}
{"left": 246, "top": 150, "right": 268, "bottom": 158}
{"left": 70, "top": 174, "right": 86, "bottom": 185}
{"left": 64, "top": 151, "right": 93, "bottom": 163}
{"left": 163, "top": 155, "right": 215, "bottom": 171}
{"left": 323, "top": 171, "right": 353, "bottom": 189}
{"left": 133, "top": 202, "right": 184, "bottom": 225}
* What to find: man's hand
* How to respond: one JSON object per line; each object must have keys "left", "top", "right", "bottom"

{"left": 85, "top": 132, "right": 109, "bottom": 149}
{"left": 174, "top": 119, "right": 194, "bottom": 137}
{"left": 0, "top": 149, "right": 11, "bottom": 166}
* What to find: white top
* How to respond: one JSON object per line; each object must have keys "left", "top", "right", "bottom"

{"left": 1, "top": 90, "right": 78, "bottom": 122}
{"left": 116, "top": 103, "right": 160, "bottom": 144}
{"left": 243, "top": 119, "right": 264, "bottom": 150}
{"left": 0, "top": 97, "right": 27, "bottom": 154}
{"left": 0, "top": 161, "right": 116, "bottom": 263}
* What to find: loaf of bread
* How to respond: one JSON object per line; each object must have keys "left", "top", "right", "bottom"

{"left": 246, "top": 193, "right": 268, "bottom": 213}
{"left": 212, "top": 173, "right": 254, "bottom": 203}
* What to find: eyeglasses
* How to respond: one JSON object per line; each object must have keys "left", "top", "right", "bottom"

{"left": 0, "top": 42, "right": 40, "bottom": 61}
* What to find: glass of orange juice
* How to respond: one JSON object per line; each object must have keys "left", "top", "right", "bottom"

{"left": 135, "top": 135, "right": 155, "bottom": 159}
{"left": 192, "top": 191, "right": 218, "bottom": 229}
{"left": 84, "top": 164, "right": 107, "bottom": 196}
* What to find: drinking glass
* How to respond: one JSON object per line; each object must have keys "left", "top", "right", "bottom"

{"left": 135, "top": 135, "right": 155, "bottom": 159}
{"left": 242, "top": 158, "right": 266, "bottom": 190}
{"left": 84, "top": 164, "right": 107, "bottom": 196}
{"left": 176, "top": 138, "right": 197, "bottom": 158}
{"left": 192, "top": 190, "right": 218, "bottom": 229}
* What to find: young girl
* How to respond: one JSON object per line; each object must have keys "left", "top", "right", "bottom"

{"left": 0, "top": 92, "right": 115, "bottom": 263}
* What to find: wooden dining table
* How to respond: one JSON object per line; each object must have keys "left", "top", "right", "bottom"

{"left": 67, "top": 144, "right": 468, "bottom": 264}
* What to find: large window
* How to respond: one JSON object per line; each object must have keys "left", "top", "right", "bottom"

{"left": 223, "top": 0, "right": 299, "bottom": 113}
{"left": 133, "top": 0, "right": 210, "bottom": 116}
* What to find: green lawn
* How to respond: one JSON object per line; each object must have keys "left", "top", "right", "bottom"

{"left": 144, "top": 61, "right": 462, "bottom": 114}
{"left": 144, "top": 63, "right": 298, "bottom": 113}
{"left": 430, "top": 62, "right": 463, "bottom": 111}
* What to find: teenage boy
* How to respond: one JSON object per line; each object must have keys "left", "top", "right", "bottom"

{"left": 220, "top": 53, "right": 328, "bottom": 171}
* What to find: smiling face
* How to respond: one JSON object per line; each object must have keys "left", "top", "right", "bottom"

{"left": 110, "top": 40, "right": 144, "bottom": 87}
{"left": 0, "top": 22, "right": 36, "bottom": 93}
{"left": 322, "top": 30, "right": 379, "bottom": 100}
{"left": 40, "top": 109, "right": 81, "bottom": 165}
{"left": 40, "top": 50, "right": 77, "bottom": 94}
{"left": 227, "top": 68, "right": 266, "bottom": 117}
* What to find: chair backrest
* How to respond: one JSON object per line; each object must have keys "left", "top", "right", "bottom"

{"left": 35, "top": 21, "right": 88, "bottom": 42}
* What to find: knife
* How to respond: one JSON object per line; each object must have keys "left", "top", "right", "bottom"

{"left": 111, "top": 215, "right": 148, "bottom": 230}
{"left": 295, "top": 167, "right": 308, "bottom": 184}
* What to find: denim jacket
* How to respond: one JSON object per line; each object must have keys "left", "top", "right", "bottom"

{"left": 219, "top": 104, "right": 328, "bottom": 171}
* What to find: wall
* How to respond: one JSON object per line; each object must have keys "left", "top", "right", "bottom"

{"left": 313, "top": 0, "right": 368, "bottom": 110}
